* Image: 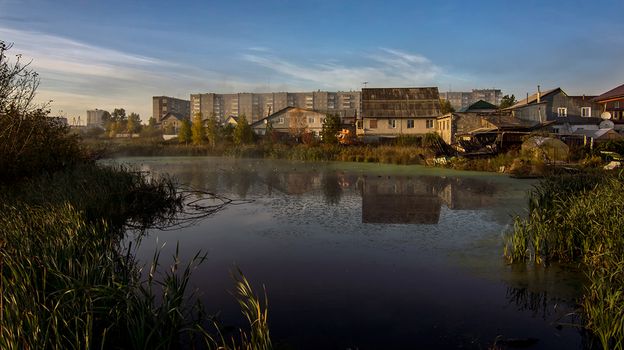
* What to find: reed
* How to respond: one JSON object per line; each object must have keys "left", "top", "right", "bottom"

{"left": 504, "top": 171, "right": 624, "bottom": 349}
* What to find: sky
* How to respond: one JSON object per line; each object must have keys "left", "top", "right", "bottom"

{"left": 1, "top": 0, "right": 623, "bottom": 123}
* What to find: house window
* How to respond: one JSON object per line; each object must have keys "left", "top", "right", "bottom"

{"left": 616, "top": 101, "right": 621, "bottom": 109}
{"left": 278, "top": 117, "right": 285, "bottom": 124}
{"left": 388, "top": 119, "right": 396, "bottom": 128}
{"left": 357, "top": 120, "right": 363, "bottom": 129}
{"left": 308, "top": 117, "right": 315, "bottom": 123}
{"left": 407, "top": 119, "right": 414, "bottom": 128}
{"left": 557, "top": 107, "right": 568, "bottom": 117}
{"left": 369, "top": 119, "right": 378, "bottom": 129}
{"left": 426, "top": 119, "right": 434, "bottom": 129}
{"left": 581, "top": 107, "right": 591, "bottom": 117}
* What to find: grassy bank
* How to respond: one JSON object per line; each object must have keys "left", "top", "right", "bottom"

{"left": 504, "top": 172, "right": 624, "bottom": 349}
{"left": 86, "top": 138, "right": 439, "bottom": 165}
{"left": 0, "top": 165, "right": 271, "bottom": 349}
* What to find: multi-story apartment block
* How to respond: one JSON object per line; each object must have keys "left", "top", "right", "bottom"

{"left": 152, "top": 96, "right": 191, "bottom": 122}
{"left": 86, "top": 109, "right": 109, "bottom": 128}
{"left": 190, "top": 91, "right": 361, "bottom": 124}
{"left": 439, "top": 89, "right": 502, "bottom": 110}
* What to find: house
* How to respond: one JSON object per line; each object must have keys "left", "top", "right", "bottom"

{"left": 357, "top": 87, "right": 441, "bottom": 140}
{"left": 504, "top": 87, "right": 601, "bottom": 123}
{"left": 159, "top": 112, "right": 188, "bottom": 135}
{"left": 436, "top": 112, "right": 539, "bottom": 148}
{"left": 224, "top": 116, "right": 239, "bottom": 126}
{"left": 457, "top": 100, "right": 498, "bottom": 113}
{"left": 593, "top": 83, "right": 624, "bottom": 121}
{"left": 251, "top": 107, "right": 327, "bottom": 138}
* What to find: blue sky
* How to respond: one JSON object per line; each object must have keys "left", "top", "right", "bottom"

{"left": 1, "top": 0, "right": 623, "bottom": 122}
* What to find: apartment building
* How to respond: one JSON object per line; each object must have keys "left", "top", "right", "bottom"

{"left": 86, "top": 109, "right": 109, "bottom": 128}
{"left": 190, "top": 91, "right": 361, "bottom": 124}
{"left": 152, "top": 96, "right": 191, "bottom": 122}
{"left": 439, "top": 89, "right": 502, "bottom": 110}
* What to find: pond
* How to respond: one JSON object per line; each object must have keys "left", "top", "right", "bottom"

{"left": 116, "top": 157, "right": 586, "bottom": 349}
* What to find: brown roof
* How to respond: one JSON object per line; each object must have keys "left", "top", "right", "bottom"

{"left": 593, "top": 83, "right": 624, "bottom": 102}
{"left": 362, "top": 87, "right": 441, "bottom": 118}
{"left": 505, "top": 88, "right": 562, "bottom": 110}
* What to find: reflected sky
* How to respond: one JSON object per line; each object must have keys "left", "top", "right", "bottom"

{"left": 112, "top": 157, "right": 587, "bottom": 349}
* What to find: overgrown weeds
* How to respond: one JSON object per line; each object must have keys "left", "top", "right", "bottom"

{"left": 504, "top": 171, "right": 624, "bottom": 349}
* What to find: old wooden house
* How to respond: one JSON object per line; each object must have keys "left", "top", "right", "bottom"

{"left": 436, "top": 112, "right": 539, "bottom": 149}
{"left": 593, "top": 83, "right": 624, "bottom": 121}
{"left": 159, "top": 112, "right": 188, "bottom": 134}
{"left": 357, "top": 87, "right": 441, "bottom": 140}
{"left": 251, "top": 107, "right": 327, "bottom": 138}
{"left": 504, "top": 87, "right": 601, "bottom": 123}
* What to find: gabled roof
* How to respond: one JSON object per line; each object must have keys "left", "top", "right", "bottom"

{"left": 593, "top": 83, "right": 624, "bottom": 103}
{"left": 161, "top": 112, "right": 187, "bottom": 121}
{"left": 505, "top": 88, "right": 563, "bottom": 110}
{"left": 458, "top": 100, "right": 498, "bottom": 112}
{"left": 250, "top": 107, "right": 325, "bottom": 128}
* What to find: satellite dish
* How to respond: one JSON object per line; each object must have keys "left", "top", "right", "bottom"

{"left": 601, "top": 111, "right": 612, "bottom": 120}
{"left": 600, "top": 120, "right": 614, "bottom": 129}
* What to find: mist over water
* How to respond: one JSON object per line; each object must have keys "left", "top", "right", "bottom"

{"left": 116, "top": 157, "right": 585, "bottom": 349}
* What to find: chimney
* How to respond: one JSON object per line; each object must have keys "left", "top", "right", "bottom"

{"left": 537, "top": 85, "right": 541, "bottom": 103}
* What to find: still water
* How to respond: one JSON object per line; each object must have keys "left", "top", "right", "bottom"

{"left": 117, "top": 157, "right": 585, "bottom": 349}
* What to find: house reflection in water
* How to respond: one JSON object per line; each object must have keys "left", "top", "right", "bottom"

{"left": 360, "top": 176, "right": 498, "bottom": 224}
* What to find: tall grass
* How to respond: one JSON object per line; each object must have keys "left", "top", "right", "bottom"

{"left": 0, "top": 202, "right": 271, "bottom": 349}
{"left": 504, "top": 171, "right": 624, "bottom": 349}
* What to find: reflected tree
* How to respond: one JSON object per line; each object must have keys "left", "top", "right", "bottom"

{"left": 321, "top": 172, "right": 343, "bottom": 205}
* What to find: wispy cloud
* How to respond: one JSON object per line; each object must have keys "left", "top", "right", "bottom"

{"left": 243, "top": 48, "right": 443, "bottom": 89}
{"left": 0, "top": 26, "right": 260, "bottom": 120}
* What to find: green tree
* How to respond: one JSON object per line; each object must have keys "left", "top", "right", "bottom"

{"left": 148, "top": 116, "right": 157, "bottom": 128}
{"left": 126, "top": 112, "right": 141, "bottom": 133}
{"left": 440, "top": 99, "right": 455, "bottom": 114}
{"left": 321, "top": 114, "right": 341, "bottom": 144}
{"left": 191, "top": 113, "right": 205, "bottom": 145}
{"left": 205, "top": 113, "right": 220, "bottom": 148}
{"left": 233, "top": 115, "right": 254, "bottom": 145}
{"left": 499, "top": 94, "right": 517, "bottom": 109}
{"left": 111, "top": 108, "right": 126, "bottom": 122}
{"left": 177, "top": 118, "right": 191, "bottom": 144}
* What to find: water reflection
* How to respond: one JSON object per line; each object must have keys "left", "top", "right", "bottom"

{"left": 359, "top": 175, "right": 498, "bottom": 224}
{"left": 119, "top": 158, "right": 584, "bottom": 349}
{"left": 153, "top": 161, "right": 502, "bottom": 226}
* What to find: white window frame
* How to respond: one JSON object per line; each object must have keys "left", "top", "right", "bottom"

{"left": 388, "top": 119, "right": 396, "bottom": 129}
{"left": 407, "top": 119, "right": 414, "bottom": 129}
{"left": 278, "top": 117, "right": 285, "bottom": 124}
{"left": 426, "top": 119, "right": 434, "bottom": 129}
{"left": 308, "top": 117, "right": 315, "bottom": 124}
{"left": 581, "top": 107, "right": 591, "bottom": 118}
{"left": 557, "top": 107, "right": 568, "bottom": 117}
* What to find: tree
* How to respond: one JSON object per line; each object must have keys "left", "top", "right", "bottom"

{"left": 499, "top": 94, "right": 517, "bottom": 109}
{"left": 233, "top": 115, "right": 254, "bottom": 145}
{"left": 111, "top": 108, "right": 126, "bottom": 122}
{"left": 321, "top": 114, "right": 341, "bottom": 144}
{"left": 148, "top": 116, "right": 157, "bottom": 128}
{"left": 440, "top": 99, "right": 455, "bottom": 114}
{"left": 0, "top": 40, "right": 83, "bottom": 181}
{"left": 126, "top": 112, "right": 141, "bottom": 133}
{"left": 191, "top": 113, "right": 205, "bottom": 145}
{"left": 177, "top": 118, "right": 191, "bottom": 144}
{"left": 205, "top": 113, "right": 220, "bottom": 148}
{"left": 109, "top": 108, "right": 127, "bottom": 134}
{"left": 288, "top": 110, "right": 307, "bottom": 142}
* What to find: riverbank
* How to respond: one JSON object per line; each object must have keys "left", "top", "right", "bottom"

{"left": 86, "top": 137, "right": 598, "bottom": 176}
{"left": 504, "top": 171, "right": 624, "bottom": 349}
{"left": 0, "top": 163, "right": 271, "bottom": 349}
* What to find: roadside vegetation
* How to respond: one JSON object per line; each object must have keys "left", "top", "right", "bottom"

{"left": 504, "top": 171, "right": 624, "bottom": 349}
{"left": 0, "top": 41, "right": 271, "bottom": 349}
